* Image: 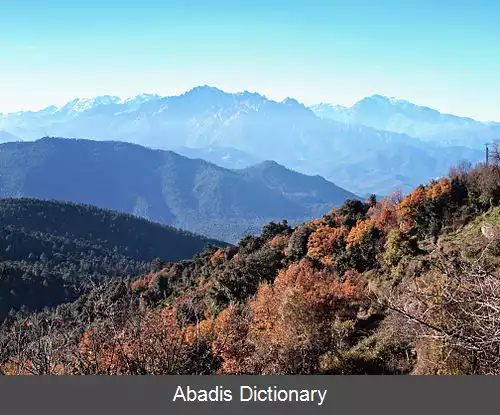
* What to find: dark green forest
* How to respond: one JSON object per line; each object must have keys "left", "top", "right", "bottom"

{"left": 0, "top": 198, "right": 224, "bottom": 319}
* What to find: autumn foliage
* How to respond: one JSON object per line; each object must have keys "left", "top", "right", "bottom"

{"left": 347, "top": 219, "right": 376, "bottom": 246}
{"left": 210, "top": 259, "right": 367, "bottom": 374}
{"left": 307, "top": 225, "right": 348, "bottom": 265}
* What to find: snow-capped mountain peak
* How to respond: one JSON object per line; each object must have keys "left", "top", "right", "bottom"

{"left": 58, "top": 96, "right": 122, "bottom": 113}
{"left": 357, "top": 94, "right": 414, "bottom": 108}
{"left": 121, "top": 94, "right": 161, "bottom": 106}
{"left": 281, "top": 97, "right": 302, "bottom": 106}
{"left": 41, "top": 105, "right": 58, "bottom": 113}
{"left": 183, "top": 85, "right": 226, "bottom": 97}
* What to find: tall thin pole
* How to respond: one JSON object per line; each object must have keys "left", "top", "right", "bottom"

{"left": 485, "top": 143, "right": 489, "bottom": 166}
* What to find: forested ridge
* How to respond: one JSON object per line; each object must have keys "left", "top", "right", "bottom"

{"left": 0, "top": 160, "right": 499, "bottom": 375}
{"left": 0, "top": 137, "right": 358, "bottom": 242}
{"left": 0, "top": 198, "right": 225, "bottom": 319}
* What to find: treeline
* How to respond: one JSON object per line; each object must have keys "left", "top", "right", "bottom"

{"left": 0, "top": 162, "right": 499, "bottom": 375}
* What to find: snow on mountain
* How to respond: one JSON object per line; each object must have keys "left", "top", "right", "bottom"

{"left": 121, "top": 94, "right": 161, "bottom": 107}
{"left": 55, "top": 96, "right": 121, "bottom": 115}
{"left": 310, "top": 94, "right": 495, "bottom": 148}
{"left": 0, "top": 87, "right": 486, "bottom": 195}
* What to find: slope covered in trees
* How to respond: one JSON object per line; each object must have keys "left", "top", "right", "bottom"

{"left": 0, "top": 161, "right": 498, "bottom": 375}
{"left": 0, "top": 137, "right": 359, "bottom": 242}
{"left": 0, "top": 198, "right": 224, "bottom": 319}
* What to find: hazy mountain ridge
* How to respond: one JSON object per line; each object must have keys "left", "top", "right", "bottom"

{"left": 0, "top": 131, "right": 21, "bottom": 143}
{"left": 310, "top": 94, "right": 498, "bottom": 148}
{"left": 173, "top": 145, "right": 261, "bottom": 169}
{"left": 0, "top": 87, "right": 486, "bottom": 195}
{"left": 0, "top": 137, "right": 359, "bottom": 242}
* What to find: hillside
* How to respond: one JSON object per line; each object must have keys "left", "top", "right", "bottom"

{"left": 238, "top": 160, "right": 358, "bottom": 217}
{"left": 0, "top": 137, "right": 359, "bottom": 242}
{"left": 0, "top": 86, "right": 484, "bottom": 195}
{"left": 1, "top": 161, "right": 498, "bottom": 375}
{"left": 0, "top": 198, "right": 224, "bottom": 319}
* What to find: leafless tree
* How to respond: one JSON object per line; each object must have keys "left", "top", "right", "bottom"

{"left": 490, "top": 141, "right": 500, "bottom": 166}
{"left": 379, "top": 243, "right": 500, "bottom": 374}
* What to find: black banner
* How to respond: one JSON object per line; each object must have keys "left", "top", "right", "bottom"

{"left": 0, "top": 376, "right": 496, "bottom": 414}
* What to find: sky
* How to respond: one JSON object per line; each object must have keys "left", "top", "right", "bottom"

{"left": 1, "top": 0, "right": 499, "bottom": 121}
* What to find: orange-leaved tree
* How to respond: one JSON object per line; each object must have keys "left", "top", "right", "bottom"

{"left": 237, "top": 259, "right": 367, "bottom": 374}
{"left": 307, "top": 225, "right": 348, "bottom": 266}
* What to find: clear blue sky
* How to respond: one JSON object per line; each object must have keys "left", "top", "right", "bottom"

{"left": 1, "top": 0, "right": 499, "bottom": 120}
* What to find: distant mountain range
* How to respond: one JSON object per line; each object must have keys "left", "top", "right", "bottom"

{"left": 310, "top": 95, "right": 498, "bottom": 148}
{"left": 0, "top": 138, "right": 358, "bottom": 242}
{"left": 0, "top": 86, "right": 488, "bottom": 195}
